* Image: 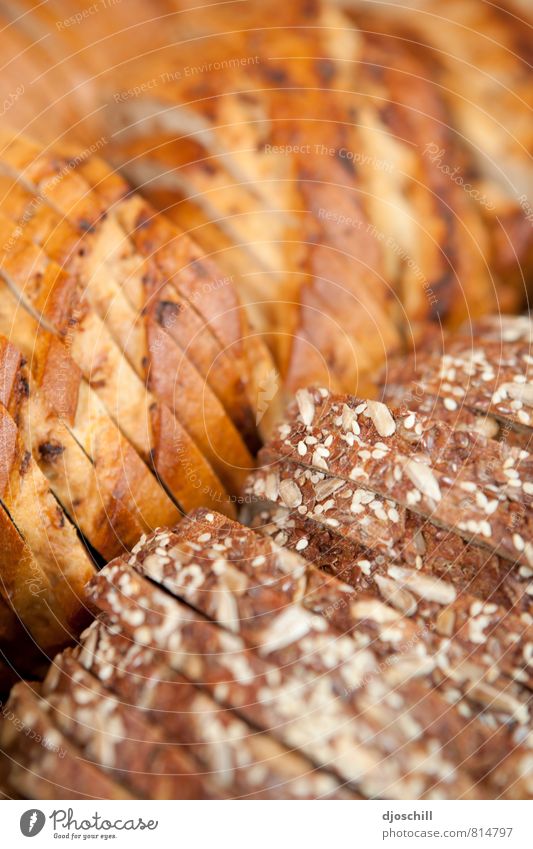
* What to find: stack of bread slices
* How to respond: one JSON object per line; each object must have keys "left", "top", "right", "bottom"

{"left": 1, "top": 315, "right": 531, "bottom": 799}
{"left": 0, "top": 130, "right": 275, "bottom": 690}
{"left": 0, "top": 1, "right": 531, "bottom": 398}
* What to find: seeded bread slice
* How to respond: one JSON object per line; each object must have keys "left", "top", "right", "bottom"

{"left": 88, "top": 562, "right": 485, "bottom": 799}
{"left": 382, "top": 337, "right": 533, "bottom": 438}
{"left": 263, "top": 389, "right": 533, "bottom": 567}
{"left": 41, "top": 653, "right": 225, "bottom": 800}
{"left": 0, "top": 683, "right": 135, "bottom": 799}
{"left": 125, "top": 515, "right": 531, "bottom": 793}
{"left": 245, "top": 459, "right": 532, "bottom": 613}
{"left": 73, "top": 621, "right": 349, "bottom": 799}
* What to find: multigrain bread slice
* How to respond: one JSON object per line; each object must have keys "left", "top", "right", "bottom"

{"left": 0, "top": 683, "right": 135, "bottom": 800}
{"left": 2, "top": 509, "right": 532, "bottom": 799}
{"left": 40, "top": 654, "right": 225, "bottom": 800}
{"left": 100, "top": 521, "right": 529, "bottom": 798}
{"left": 2, "top": 510, "right": 533, "bottom": 798}
{"left": 245, "top": 464, "right": 532, "bottom": 615}
{"left": 259, "top": 389, "right": 533, "bottom": 567}
{"left": 86, "top": 564, "right": 486, "bottom": 799}
{"left": 248, "top": 505, "right": 532, "bottom": 724}
{"left": 74, "top": 622, "right": 349, "bottom": 799}
{"left": 138, "top": 510, "right": 532, "bottom": 725}
{"left": 382, "top": 337, "right": 533, "bottom": 442}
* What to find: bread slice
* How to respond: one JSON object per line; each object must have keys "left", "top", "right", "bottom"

{"left": 143, "top": 509, "right": 531, "bottom": 721}
{"left": 246, "top": 461, "right": 532, "bottom": 614}
{"left": 3, "top": 503, "right": 532, "bottom": 798}
{"left": 98, "top": 0, "right": 516, "bottom": 396}
{"left": 261, "top": 389, "right": 533, "bottom": 567}
{"left": 0, "top": 683, "right": 135, "bottom": 800}
{"left": 74, "top": 622, "right": 348, "bottom": 799}
{"left": 343, "top": 0, "right": 533, "bottom": 296}
{"left": 41, "top": 653, "right": 225, "bottom": 800}
{"left": 87, "top": 561, "right": 485, "bottom": 799}
{"left": 0, "top": 159, "right": 261, "bottom": 450}
{"left": 0, "top": 129, "right": 276, "bottom": 440}
{"left": 383, "top": 336, "right": 533, "bottom": 440}
{"left": 0, "top": 435, "right": 90, "bottom": 660}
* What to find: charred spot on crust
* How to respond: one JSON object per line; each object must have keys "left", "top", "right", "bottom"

{"left": 18, "top": 375, "right": 30, "bottom": 399}
{"left": 238, "top": 92, "right": 259, "bottom": 105}
{"left": 263, "top": 66, "right": 289, "bottom": 85}
{"left": 38, "top": 442, "right": 65, "bottom": 462}
{"left": 334, "top": 149, "right": 356, "bottom": 176}
{"left": 190, "top": 258, "right": 209, "bottom": 280}
{"left": 199, "top": 160, "right": 217, "bottom": 175}
{"left": 428, "top": 271, "right": 455, "bottom": 322}
{"left": 315, "top": 59, "right": 336, "bottom": 84}
{"left": 366, "top": 62, "right": 384, "bottom": 81}
{"left": 135, "top": 210, "right": 152, "bottom": 231}
{"left": 78, "top": 218, "right": 95, "bottom": 233}
{"left": 156, "top": 300, "right": 182, "bottom": 327}
{"left": 302, "top": 0, "right": 319, "bottom": 17}
{"left": 19, "top": 451, "right": 32, "bottom": 476}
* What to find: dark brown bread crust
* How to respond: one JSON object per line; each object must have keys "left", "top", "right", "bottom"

{"left": 41, "top": 654, "right": 224, "bottom": 800}
{"left": 245, "top": 458, "right": 532, "bottom": 614}
{"left": 0, "top": 683, "right": 135, "bottom": 799}
{"left": 73, "top": 622, "right": 349, "bottom": 799}
{"left": 382, "top": 337, "right": 533, "bottom": 439}
{"left": 261, "top": 389, "right": 533, "bottom": 567}
{"left": 2, "top": 508, "right": 532, "bottom": 799}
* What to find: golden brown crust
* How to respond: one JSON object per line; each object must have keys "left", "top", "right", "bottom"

{"left": 0, "top": 500, "right": 73, "bottom": 654}
{"left": 57, "top": 151, "right": 264, "bottom": 446}
{"left": 0, "top": 142, "right": 254, "bottom": 497}
{"left": 0, "top": 199, "right": 232, "bottom": 514}
{"left": 0, "top": 405, "right": 94, "bottom": 631}
{"left": 0, "top": 284, "right": 179, "bottom": 547}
